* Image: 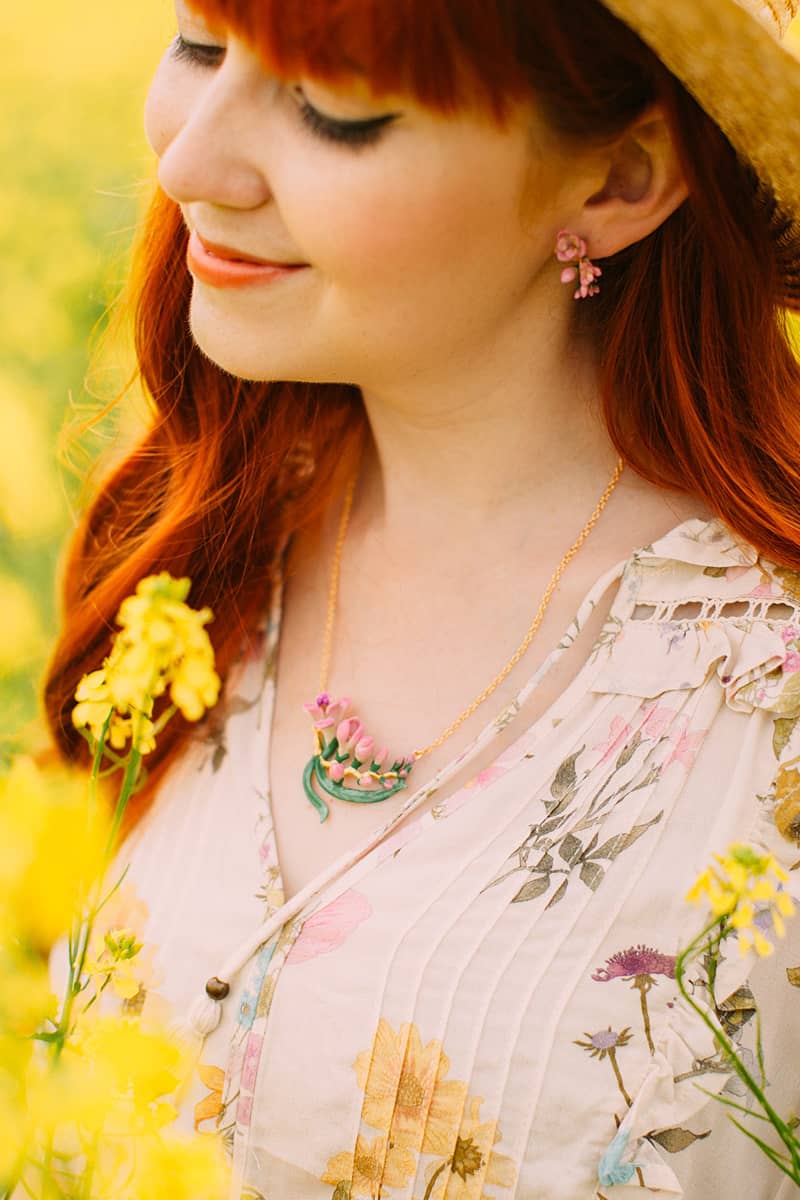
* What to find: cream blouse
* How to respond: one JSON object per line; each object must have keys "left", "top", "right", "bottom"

{"left": 108, "top": 517, "right": 800, "bottom": 1200}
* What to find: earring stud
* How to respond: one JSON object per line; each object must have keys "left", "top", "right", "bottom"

{"left": 555, "top": 230, "right": 602, "bottom": 299}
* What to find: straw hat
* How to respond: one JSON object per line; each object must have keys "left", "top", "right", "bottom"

{"left": 600, "top": 0, "right": 800, "bottom": 306}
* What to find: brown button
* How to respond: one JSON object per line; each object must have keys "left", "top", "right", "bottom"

{"left": 205, "top": 976, "right": 230, "bottom": 1000}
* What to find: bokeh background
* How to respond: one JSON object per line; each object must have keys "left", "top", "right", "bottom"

{"left": 0, "top": 0, "right": 172, "bottom": 748}
{"left": 1, "top": 5, "right": 800, "bottom": 751}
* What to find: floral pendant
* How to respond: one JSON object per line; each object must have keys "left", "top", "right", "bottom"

{"left": 302, "top": 693, "right": 416, "bottom": 823}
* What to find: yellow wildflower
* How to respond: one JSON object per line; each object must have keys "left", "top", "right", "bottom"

{"left": 0, "top": 757, "right": 108, "bottom": 949}
{"left": 122, "top": 1129, "right": 231, "bottom": 1200}
{"left": 81, "top": 882, "right": 162, "bottom": 1012}
{"left": 85, "top": 927, "right": 145, "bottom": 1001}
{"left": 354, "top": 1018, "right": 468, "bottom": 1154}
{"left": 686, "top": 843, "right": 795, "bottom": 957}
{"left": 417, "top": 1095, "right": 517, "bottom": 1200}
{"left": 321, "top": 1133, "right": 417, "bottom": 1197}
{"left": 25, "top": 1015, "right": 189, "bottom": 1147}
{"left": 72, "top": 573, "right": 220, "bottom": 754}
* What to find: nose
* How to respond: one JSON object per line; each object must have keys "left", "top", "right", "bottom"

{"left": 153, "top": 43, "right": 275, "bottom": 211}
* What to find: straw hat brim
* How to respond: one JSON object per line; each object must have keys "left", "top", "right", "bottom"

{"left": 601, "top": 0, "right": 800, "bottom": 307}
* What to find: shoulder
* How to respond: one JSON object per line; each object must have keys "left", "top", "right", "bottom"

{"left": 595, "top": 517, "right": 800, "bottom": 719}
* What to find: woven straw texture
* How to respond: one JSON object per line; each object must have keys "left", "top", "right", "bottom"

{"left": 601, "top": 0, "right": 800, "bottom": 305}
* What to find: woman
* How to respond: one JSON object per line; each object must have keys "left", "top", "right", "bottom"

{"left": 45, "top": 0, "right": 800, "bottom": 1196}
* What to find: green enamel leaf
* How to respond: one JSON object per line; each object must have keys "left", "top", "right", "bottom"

{"left": 787, "top": 966, "right": 800, "bottom": 988}
{"left": 703, "top": 566, "right": 728, "bottom": 578}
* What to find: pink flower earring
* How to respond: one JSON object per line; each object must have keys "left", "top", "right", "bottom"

{"left": 555, "top": 230, "right": 602, "bottom": 299}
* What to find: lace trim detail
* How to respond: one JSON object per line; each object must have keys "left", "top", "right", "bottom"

{"left": 631, "top": 597, "right": 800, "bottom": 623}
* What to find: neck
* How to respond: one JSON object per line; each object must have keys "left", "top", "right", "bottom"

{"left": 347, "top": 322, "right": 619, "bottom": 561}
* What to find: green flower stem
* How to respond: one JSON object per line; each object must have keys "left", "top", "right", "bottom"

{"left": 103, "top": 744, "right": 142, "bottom": 862}
{"left": 675, "top": 923, "right": 800, "bottom": 1182}
{"left": 55, "top": 722, "right": 144, "bottom": 1059}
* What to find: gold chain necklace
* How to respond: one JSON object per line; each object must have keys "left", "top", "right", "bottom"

{"left": 302, "top": 458, "right": 624, "bottom": 822}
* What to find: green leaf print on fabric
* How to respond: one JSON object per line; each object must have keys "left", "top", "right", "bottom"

{"left": 647, "top": 1127, "right": 712, "bottom": 1153}
{"left": 772, "top": 716, "right": 800, "bottom": 760}
{"left": 495, "top": 777, "right": 665, "bottom": 909}
{"left": 550, "top": 746, "right": 585, "bottom": 801}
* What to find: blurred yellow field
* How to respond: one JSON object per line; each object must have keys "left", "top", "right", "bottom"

{"left": 1, "top": 5, "right": 799, "bottom": 747}
{"left": 0, "top": 0, "right": 171, "bottom": 742}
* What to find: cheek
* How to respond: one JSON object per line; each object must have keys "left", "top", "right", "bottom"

{"left": 279, "top": 154, "right": 521, "bottom": 290}
{"left": 144, "top": 56, "right": 191, "bottom": 158}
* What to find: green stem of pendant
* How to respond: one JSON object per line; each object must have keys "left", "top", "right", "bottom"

{"left": 303, "top": 752, "right": 412, "bottom": 823}
{"left": 303, "top": 757, "right": 331, "bottom": 823}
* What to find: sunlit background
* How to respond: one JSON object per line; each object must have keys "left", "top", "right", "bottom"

{"left": 0, "top": 0, "right": 172, "bottom": 747}
{"left": 1, "top": 6, "right": 799, "bottom": 750}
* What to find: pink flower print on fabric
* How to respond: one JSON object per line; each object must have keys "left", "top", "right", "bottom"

{"left": 465, "top": 762, "right": 512, "bottom": 791}
{"left": 665, "top": 720, "right": 708, "bottom": 769}
{"left": 592, "top": 704, "right": 675, "bottom": 766}
{"left": 241, "top": 1033, "right": 264, "bottom": 1091}
{"left": 285, "top": 889, "right": 373, "bottom": 966}
{"left": 592, "top": 945, "right": 676, "bottom": 982}
{"left": 744, "top": 570, "right": 780, "bottom": 598}
{"left": 236, "top": 1031, "right": 264, "bottom": 1129}
{"left": 592, "top": 944, "right": 677, "bottom": 1057}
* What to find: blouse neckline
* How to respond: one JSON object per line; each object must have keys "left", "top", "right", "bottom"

{"left": 194, "top": 516, "right": 754, "bottom": 1002}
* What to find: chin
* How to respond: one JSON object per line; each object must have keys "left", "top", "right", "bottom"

{"left": 187, "top": 301, "right": 293, "bottom": 383}
{"left": 186, "top": 300, "right": 360, "bottom": 387}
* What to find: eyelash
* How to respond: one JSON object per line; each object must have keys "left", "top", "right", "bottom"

{"left": 171, "top": 34, "right": 395, "bottom": 148}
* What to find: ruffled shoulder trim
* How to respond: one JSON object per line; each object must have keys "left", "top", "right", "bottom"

{"left": 592, "top": 519, "right": 800, "bottom": 718}
{"left": 639, "top": 517, "right": 759, "bottom": 570}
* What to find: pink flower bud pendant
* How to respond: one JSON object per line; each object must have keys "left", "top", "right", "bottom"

{"left": 302, "top": 693, "right": 416, "bottom": 822}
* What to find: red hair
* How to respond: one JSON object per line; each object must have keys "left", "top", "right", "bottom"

{"left": 45, "top": 0, "right": 800, "bottom": 825}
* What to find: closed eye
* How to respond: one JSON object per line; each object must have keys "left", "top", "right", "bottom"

{"left": 170, "top": 35, "right": 398, "bottom": 150}
{"left": 291, "top": 86, "right": 398, "bottom": 149}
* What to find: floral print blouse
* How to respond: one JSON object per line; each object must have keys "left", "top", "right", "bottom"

{"left": 110, "top": 518, "right": 800, "bottom": 1200}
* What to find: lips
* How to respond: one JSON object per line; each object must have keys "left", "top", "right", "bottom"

{"left": 194, "top": 231, "right": 305, "bottom": 268}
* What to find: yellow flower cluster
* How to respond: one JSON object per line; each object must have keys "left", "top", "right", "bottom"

{"left": 686, "top": 843, "right": 795, "bottom": 957}
{"left": 73, "top": 573, "right": 221, "bottom": 753}
{"left": 16, "top": 1018, "right": 230, "bottom": 1199}
{"left": 0, "top": 758, "right": 231, "bottom": 1199}
{"left": 0, "top": 756, "right": 107, "bottom": 949}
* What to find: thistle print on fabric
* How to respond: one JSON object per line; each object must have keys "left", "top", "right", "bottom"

{"left": 592, "top": 944, "right": 677, "bottom": 1055}
{"left": 321, "top": 1018, "right": 516, "bottom": 1199}
{"left": 574, "top": 1027, "right": 634, "bottom": 1107}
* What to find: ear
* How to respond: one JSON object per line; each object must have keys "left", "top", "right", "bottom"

{"left": 575, "top": 106, "right": 689, "bottom": 259}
